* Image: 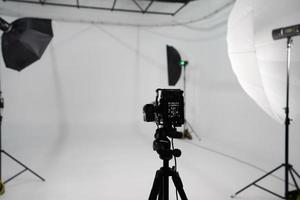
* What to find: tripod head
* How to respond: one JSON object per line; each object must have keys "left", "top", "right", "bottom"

{"left": 153, "top": 125, "right": 182, "bottom": 161}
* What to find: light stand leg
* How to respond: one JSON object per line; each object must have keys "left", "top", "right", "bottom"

{"left": 289, "top": 168, "right": 300, "bottom": 190}
{"left": 1, "top": 150, "right": 45, "bottom": 184}
{"left": 231, "top": 164, "right": 285, "bottom": 199}
{"left": 291, "top": 168, "right": 300, "bottom": 179}
{"left": 0, "top": 89, "right": 44, "bottom": 194}
{"left": 231, "top": 36, "right": 300, "bottom": 200}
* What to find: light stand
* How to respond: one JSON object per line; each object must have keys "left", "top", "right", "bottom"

{"left": 0, "top": 90, "right": 45, "bottom": 194}
{"left": 231, "top": 36, "right": 300, "bottom": 200}
{"left": 166, "top": 45, "right": 200, "bottom": 140}
{"left": 180, "top": 61, "right": 201, "bottom": 141}
{"left": 0, "top": 17, "right": 53, "bottom": 194}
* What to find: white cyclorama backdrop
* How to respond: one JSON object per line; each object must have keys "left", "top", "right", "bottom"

{"left": 0, "top": 1, "right": 299, "bottom": 199}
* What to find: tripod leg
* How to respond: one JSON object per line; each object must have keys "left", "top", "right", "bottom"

{"left": 231, "top": 164, "right": 284, "bottom": 198}
{"left": 162, "top": 169, "right": 169, "bottom": 200}
{"left": 149, "top": 169, "right": 163, "bottom": 200}
{"left": 171, "top": 170, "right": 188, "bottom": 200}
{"left": 157, "top": 172, "right": 164, "bottom": 200}
{"left": 2, "top": 150, "right": 45, "bottom": 183}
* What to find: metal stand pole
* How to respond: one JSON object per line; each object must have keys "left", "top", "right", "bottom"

{"left": 284, "top": 36, "right": 292, "bottom": 198}
{"left": 231, "top": 37, "right": 300, "bottom": 200}
{"left": 183, "top": 62, "right": 187, "bottom": 133}
{"left": 181, "top": 62, "right": 201, "bottom": 141}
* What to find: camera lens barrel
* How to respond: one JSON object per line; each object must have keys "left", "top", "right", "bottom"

{"left": 143, "top": 104, "right": 155, "bottom": 122}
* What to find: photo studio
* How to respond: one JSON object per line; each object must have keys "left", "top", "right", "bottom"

{"left": 0, "top": 0, "right": 299, "bottom": 199}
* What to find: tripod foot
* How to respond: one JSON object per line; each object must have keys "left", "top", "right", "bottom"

{"left": 0, "top": 181, "right": 5, "bottom": 195}
{"left": 230, "top": 194, "right": 236, "bottom": 198}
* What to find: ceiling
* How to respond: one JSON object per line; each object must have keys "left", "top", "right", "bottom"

{"left": 1, "top": 0, "right": 194, "bottom": 16}
{"left": 0, "top": 0, "right": 235, "bottom": 27}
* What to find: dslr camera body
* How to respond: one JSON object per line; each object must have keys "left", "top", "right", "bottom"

{"left": 143, "top": 89, "right": 184, "bottom": 160}
{"left": 143, "top": 88, "right": 184, "bottom": 127}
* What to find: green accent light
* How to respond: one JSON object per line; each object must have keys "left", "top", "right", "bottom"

{"left": 180, "top": 60, "right": 188, "bottom": 66}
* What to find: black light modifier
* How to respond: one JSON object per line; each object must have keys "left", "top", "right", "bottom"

{"left": 0, "top": 17, "right": 53, "bottom": 71}
{"left": 166, "top": 45, "right": 182, "bottom": 86}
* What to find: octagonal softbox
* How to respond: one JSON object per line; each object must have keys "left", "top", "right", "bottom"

{"left": 1, "top": 17, "right": 53, "bottom": 71}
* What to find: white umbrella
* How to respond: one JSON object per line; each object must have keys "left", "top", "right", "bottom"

{"left": 227, "top": 0, "right": 300, "bottom": 123}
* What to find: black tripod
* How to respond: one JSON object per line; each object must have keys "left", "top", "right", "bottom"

{"left": 0, "top": 90, "right": 45, "bottom": 194}
{"left": 231, "top": 37, "right": 300, "bottom": 200}
{"left": 149, "top": 126, "right": 188, "bottom": 200}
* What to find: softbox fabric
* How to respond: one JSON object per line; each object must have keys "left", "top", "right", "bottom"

{"left": 167, "top": 45, "right": 182, "bottom": 86}
{"left": 1, "top": 17, "right": 53, "bottom": 71}
{"left": 227, "top": 0, "right": 300, "bottom": 123}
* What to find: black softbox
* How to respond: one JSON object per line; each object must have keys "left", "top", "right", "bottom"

{"left": 166, "top": 45, "right": 182, "bottom": 86}
{"left": 1, "top": 17, "right": 53, "bottom": 71}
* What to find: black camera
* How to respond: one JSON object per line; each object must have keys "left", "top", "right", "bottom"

{"left": 143, "top": 89, "right": 184, "bottom": 127}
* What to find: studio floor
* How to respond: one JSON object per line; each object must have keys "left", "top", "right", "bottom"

{"left": 1, "top": 122, "right": 296, "bottom": 200}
